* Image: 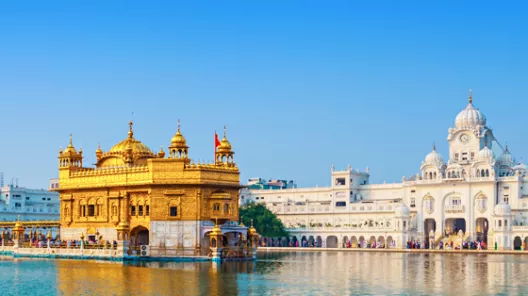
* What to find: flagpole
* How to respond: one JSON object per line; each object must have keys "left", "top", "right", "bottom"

{"left": 214, "top": 130, "right": 216, "bottom": 165}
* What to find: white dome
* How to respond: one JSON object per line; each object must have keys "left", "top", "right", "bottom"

{"left": 476, "top": 146, "right": 495, "bottom": 162}
{"left": 424, "top": 147, "right": 444, "bottom": 166}
{"left": 455, "top": 102, "right": 486, "bottom": 128}
{"left": 394, "top": 203, "right": 410, "bottom": 217}
{"left": 513, "top": 162, "right": 528, "bottom": 171}
{"left": 498, "top": 146, "right": 514, "bottom": 166}
{"left": 494, "top": 202, "right": 511, "bottom": 216}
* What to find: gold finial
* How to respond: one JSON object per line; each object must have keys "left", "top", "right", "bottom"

{"left": 128, "top": 121, "right": 134, "bottom": 138}
{"left": 215, "top": 217, "right": 218, "bottom": 226}
{"left": 69, "top": 134, "right": 73, "bottom": 147}
{"left": 223, "top": 125, "right": 227, "bottom": 138}
{"left": 468, "top": 89, "right": 473, "bottom": 104}
{"left": 178, "top": 119, "right": 181, "bottom": 133}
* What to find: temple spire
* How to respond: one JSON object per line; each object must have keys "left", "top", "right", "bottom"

{"left": 177, "top": 119, "right": 181, "bottom": 133}
{"left": 128, "top": 121, "right": 134, "bottom": 138}
{"left": 223, "top": 125, "right": 227, "bottom": 138}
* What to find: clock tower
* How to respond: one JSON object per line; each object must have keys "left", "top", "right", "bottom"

{"left": 447, "top": 90, "right": 494, "bottom": 167}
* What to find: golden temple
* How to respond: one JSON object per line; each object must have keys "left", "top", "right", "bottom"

{"left": 53, "top": 120, "right": 250, "bottom": 257}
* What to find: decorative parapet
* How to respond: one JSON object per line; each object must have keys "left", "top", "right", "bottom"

{"left": 445, "top": 205, "right": 465, "bottom": 213}
{"left": 70, "top": 165, "right": 149, "bottom": 177}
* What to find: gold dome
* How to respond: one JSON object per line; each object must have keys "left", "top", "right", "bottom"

{"left": 210, "top": 224, "right": 223, "bottom": 236}
{"left": 97, "top": 121, "right": 157, "bottom": 167}
{"left": 248, "top": 225, "right": 258, "bottom": 236}
{"left": 170, "top": 120, "right": 188, "bottom": 148}
{"left": 109, "top": 138, "right": 153, "bottom": 154}
{"left": 96, "top": 143, "right": 103, "bottom": 155}
{"left": 219, "top": 137, "right": 232, "bottom": 149}
{"left": 13, "top": 216, "right": 24, "bottom": 231}
{"left": 217, "top": 127, "right": 232, "bottom": 153}
{"left": 63, "top": 134, "right": 77, "bottom": 154}
{"left": 158, "top": 145, "right": 166, "bottom": 158}
{"left": 108, "top": 121, "right": 154, "bottom": 155}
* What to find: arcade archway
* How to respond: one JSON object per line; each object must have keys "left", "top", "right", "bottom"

{"left": 130, "top": 226, "right": 149, "bottom": 246}
{"left": 476, "top": 218, "right": 489, "bottom": 243}
{"left": 326, "top": 236, "right": 338, "bottom": 248}
{"left": 445, "top": 218, "right": 466, "bottom": 235}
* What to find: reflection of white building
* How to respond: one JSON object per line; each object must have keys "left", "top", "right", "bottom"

{"left": 241, "top": 93, "right": 528, "bottom": 250}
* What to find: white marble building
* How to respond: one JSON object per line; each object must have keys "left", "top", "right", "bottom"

{"left": 241, "top": 93, "right": 528, "bottom": 250}
{"left": 0, "top": 179, "right": 60, "bottom": 221}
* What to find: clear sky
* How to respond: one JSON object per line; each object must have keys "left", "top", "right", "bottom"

{"left": 0, "top": 1, "right": 527, "bottom": 189}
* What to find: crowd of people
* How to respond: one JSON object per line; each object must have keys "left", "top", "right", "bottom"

{"left": 0, "top": 237, "right": 118, "bottom": 249}
{"left": 437, "top": 240, "right": 487, "bottom": 250}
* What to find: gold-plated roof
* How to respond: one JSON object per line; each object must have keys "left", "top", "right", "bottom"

{"left": 108, "top": 121, "right": 154, "bottom": 155}
{"left": 217, "top": 126, "right": 232, "bottom": 152}
{"left": 170, "top": 119, "right": 188, "bottom": 148}
{"left": 63, "top": 134, "right": 77, "bottom": 154}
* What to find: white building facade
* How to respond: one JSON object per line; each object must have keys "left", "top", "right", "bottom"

{"left": 241, "top": 94, "right": 528, "bottom": 250}
{"left": 0, "top": 180, "right": 60, "bottom": 222}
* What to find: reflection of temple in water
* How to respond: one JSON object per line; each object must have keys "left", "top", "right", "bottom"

{"left": 56, "top": 259, "right": 258, "bottom": 295}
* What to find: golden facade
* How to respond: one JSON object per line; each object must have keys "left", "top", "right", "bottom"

{"left": 54, "top": 121, "right": 241, "bottom": 250}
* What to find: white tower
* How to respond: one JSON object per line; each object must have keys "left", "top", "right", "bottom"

{"left": 447, "top": 90, "right": 495, "bottom": 177}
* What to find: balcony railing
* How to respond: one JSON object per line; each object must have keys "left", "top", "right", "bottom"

{"left": 445, "top": 205, "right": 465, "bottom": 213}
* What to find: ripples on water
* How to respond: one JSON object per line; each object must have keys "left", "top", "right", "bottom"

{"left": 0, "top": 252, "right": 526, "bottom": 295}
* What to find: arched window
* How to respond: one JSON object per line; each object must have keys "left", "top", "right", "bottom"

{"left": 477, "top": 170, "right": 481, "bottom": 177}
{"left": 213, "top": 203, "right": 220, "bottom": 212}
{"left": 223, "top": 204, "right": 229, "bottom": 214}
{"left": 424, "top": 196, "right": 434, "bottom": 214}
{"left": 486, "top": 169, "right": 490, "bottom": 177}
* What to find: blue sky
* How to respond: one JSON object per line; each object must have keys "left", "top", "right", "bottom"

{"left": 0, "top": 1, "right": 527, "bottom": 188}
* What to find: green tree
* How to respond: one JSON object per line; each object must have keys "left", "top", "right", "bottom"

{"left": 239, "top": 203, "right": 288, "bottom": 238}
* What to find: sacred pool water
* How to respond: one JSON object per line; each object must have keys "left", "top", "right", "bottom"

{"left": 0, "top": 251, "right": 526, "bottom": 295}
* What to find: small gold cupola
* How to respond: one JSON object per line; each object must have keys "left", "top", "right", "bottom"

{"left": 216, "top": 126, "right": 235, "bottom": 167}
{"left": 158, "top": 145, "right": 166, "bottom": 158}
{"left": 95, "top": 143, "right": 103, "bottom": 161}
{"left": 169, "top": 119, "right": 189, "bottom": 158}
{"left": 58, "top": 134, "right": 83, "bottom": 168}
